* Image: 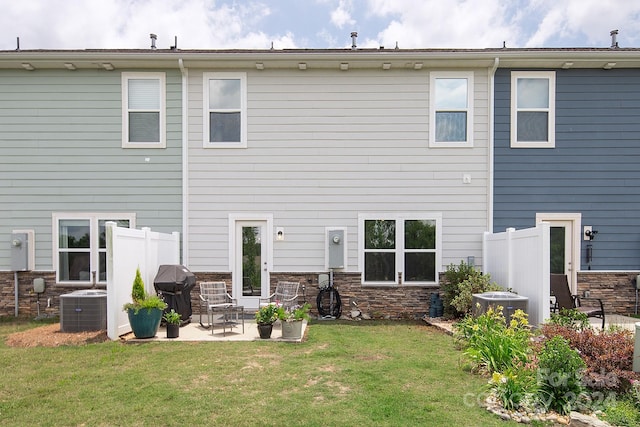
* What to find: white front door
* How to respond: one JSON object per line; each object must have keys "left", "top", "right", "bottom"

{"left": 233, "top": 220, "right": 269, "bottom": 309}
{"left": 536, "top": 213, "right": 581, "bottom": 293}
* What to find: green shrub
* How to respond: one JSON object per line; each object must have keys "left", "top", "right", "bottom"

{"left": 450, "top": 274, "right": 502, "bottom": 315}
{"left": 547, "top": 308, "right": 589, "bottom": 331}
{"left": 537, "top": 335, "right": 586, "bottom": 415}
{"left": 602, "top": 397, "right": 640, "bottom": 427}
{"left": 442, "top": 261, "right": 502, "bottom": 318}
{"left": 122, "top": 268, "right": 168, "bottom": 314}
{"left": 489, "top": 366, "right": 538, "bottom": 411}
{"left": 454, "top": 306, "right": 531, "bottom": 373}
{"left": 131, "top": 267, "right": 145, "bottom": 303}
{"left": 541, "top": 323, "right": 636, "bottom": 392}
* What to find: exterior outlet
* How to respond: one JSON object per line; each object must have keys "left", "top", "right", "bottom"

{"left": 463, "top": 174, "right": 472, "bottom": 184}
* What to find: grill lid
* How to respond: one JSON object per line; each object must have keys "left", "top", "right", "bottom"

{"left": 153, "top": 264, "right": 196, "bottom": 292}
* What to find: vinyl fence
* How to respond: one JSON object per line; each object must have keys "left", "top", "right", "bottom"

{"left": 482, "top": 223, "right": 550, "bottom": 326}
{"left": 106, "top": 223, "right": 180, "bottom": 340}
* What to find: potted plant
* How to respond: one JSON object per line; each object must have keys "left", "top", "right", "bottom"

{"left": 163, "top": 309, "right": 181, "bottom": 339}
{"left": 123, "top": 268, "right": 167, "bottom": 339}
{"left": 280, "top": 303, "right": 311, "bottom": 340}
{"left": 255, "top": 304, "right": 283, "bottom": 339}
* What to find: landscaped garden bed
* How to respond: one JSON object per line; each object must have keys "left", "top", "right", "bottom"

{"left": 443, "top": 261, "right": 640, "bottom": 427}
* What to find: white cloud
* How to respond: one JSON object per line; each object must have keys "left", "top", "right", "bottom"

{"left": 365, "top": 0, "right": 640, "bottom": 49}
{"left": 0, "top": 0, "right": 296, "bottom": 50}
{"left": 523, "top": 0, "right": 640, "bottom": 47}
{"left": 1, "top": 0, "right": 640, "bottom": 51}
{"left": 330, "top": 0, "right": 355, "bottom": 29}
{"left": 365, "top": 0, "right": 520, "bottom": 48}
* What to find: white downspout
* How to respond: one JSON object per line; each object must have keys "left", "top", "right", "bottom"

{"left": 487, "top": 57, "right": 499, "bottom": 234}
{"left": 179, "top": 58, "right": 189, "bottom": 266}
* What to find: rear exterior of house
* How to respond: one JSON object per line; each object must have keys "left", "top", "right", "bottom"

{"left": 0, "top": 48, "right": 495, "bottom": 319}
{"left": 0, "top": 53, "right": 183, "bottom": 316}
{"left": 493, "top": 49, "right": 640, "bottom": 315}
{"left": 183, "top": 51, "right": 495, "bottom": 316}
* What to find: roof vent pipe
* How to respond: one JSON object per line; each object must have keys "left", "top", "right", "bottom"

{"left": 351, "top": 32, "right": 357, "bottom": 50}
{"left": 610, "top": 29, "right": 619, "bottom": 48}
{"left": 150, "top": 33, "right": 157, "bottom": 49}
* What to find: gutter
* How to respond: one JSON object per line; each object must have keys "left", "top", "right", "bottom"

{"left": 179, "top": 58, "right": 189, "bottom": 266}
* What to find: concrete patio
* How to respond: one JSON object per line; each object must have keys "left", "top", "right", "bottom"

{"left": 126, "top": 315, "right": 308, "bottom": 343}
{"left": 591, "top": 313, "right": 639, "bottom": 332}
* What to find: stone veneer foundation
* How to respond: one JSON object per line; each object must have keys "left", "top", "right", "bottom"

{"left": 2, "top": 270, "right": 637, "bottom": 319}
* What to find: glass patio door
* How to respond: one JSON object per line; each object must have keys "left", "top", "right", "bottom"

{"left": 550, "top": 223, "right": 572, "bottom": 276}
{"left": 234, "top": 221, "right": 268, "bottom": 309}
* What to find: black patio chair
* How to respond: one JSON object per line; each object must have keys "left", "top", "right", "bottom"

{"left": 550, "top": 273, "right": 605, "bottom": 329}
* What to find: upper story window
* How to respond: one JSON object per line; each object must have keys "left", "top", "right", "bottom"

{"left": 122, "top": 72, "right": 166, "bottom": 148}
{"left": 203, "top": 72, "right": 247, "bottom": 148}
{"left": 511, "top": 71, "right": 556, "bottom": 148}
{"left": 358, "top": 213, "right": 442, "bottom": 286}
{"left": 429, "top": 71, "right": 474, "bottom": 147}
{"left": 53, "top": 213, "right": 135, "bottom": 285}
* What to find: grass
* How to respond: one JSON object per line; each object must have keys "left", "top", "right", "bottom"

{"left": 0, "top": 319, "right": 519, "bottom": 426}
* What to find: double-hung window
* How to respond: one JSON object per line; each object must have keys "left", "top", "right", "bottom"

{"left": 359, "top": 214, "right": 442, "bottom": 285}
{"left": 511, "top": 71, "right": 555, "bottom": 148}
{"left": 53, "top": 213, "right": 135, "bottom": 284}
{"left": 430, "top": 71, "right": 473, "bottom": 147}
{"left": 122, "top": 72, "right": 166, "bottom": 148}
{"left": 203, "top": 72, "right": 247, "bottom": 148}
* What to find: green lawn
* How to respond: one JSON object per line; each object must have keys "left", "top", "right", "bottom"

{"left": 0, "top": 320, "right": 518, "bottom": 426}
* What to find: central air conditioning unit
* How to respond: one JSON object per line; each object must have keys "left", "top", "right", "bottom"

{"left": 472, "top": 291, "right": 528, "bottom": 324}
{"left": 60, "top": 289, "right": 107, "bottom": 332}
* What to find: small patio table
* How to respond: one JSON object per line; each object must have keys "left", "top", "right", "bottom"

{"left": 217, "top": 305, "right": 244, "bottom": 337}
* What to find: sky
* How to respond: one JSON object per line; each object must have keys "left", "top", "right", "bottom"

{"left": 0, "top": 0, "right": 639, "bottom": 51}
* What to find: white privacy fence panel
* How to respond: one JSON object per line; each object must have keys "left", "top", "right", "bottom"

{"left": 482, "top": 223, "right": 550, "bottom": 326}
{"left": 106, "top": 223, "right": 180, "bottom": 340}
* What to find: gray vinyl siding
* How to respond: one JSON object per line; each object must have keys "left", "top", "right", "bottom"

{"left": 494, "top": 68, "right": 640, "bottom": 270}
{"left": 0, "top": 69, "right": 182, "bottom": 271}
{"left": 188, "top": 68, "right": 491, "bottom": 272}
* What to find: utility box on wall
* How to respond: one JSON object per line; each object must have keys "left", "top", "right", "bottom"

{"left": 326, "top": 228, "right": 346, "bottom": 269}
{"left": 11, "top": 230, "right": 34, "bottom": 271}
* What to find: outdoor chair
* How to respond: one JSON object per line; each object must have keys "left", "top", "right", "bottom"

{"left": 550, "top": 273, "right": 605, "bottom": 329}
{"left": 198, "top": 281, "right": 244, "bottom": 335}
{"left": 259, "top": 281, "right": 300, "bottom": 311}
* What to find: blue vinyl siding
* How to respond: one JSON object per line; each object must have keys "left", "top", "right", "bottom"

{"left": 494, "top": 68, "right": 640, "bottom": 270}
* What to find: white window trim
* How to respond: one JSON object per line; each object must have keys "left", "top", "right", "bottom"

{"left": 203, "top": 72, "right": 247, "bottom": 148}
{"left": 510, "top": 71, "right": 556, "bottom": 148}
{"left": 52, "top": 212, "right": 136, "bottom": 285}
{"left": 121, "top": 72, "right": 166, "bottom": 148}
{"left": 429, "top": 71, "right": 474, "bottom": 148}
{"left": 358, "top": 213, "right": 442, "bottom": 286}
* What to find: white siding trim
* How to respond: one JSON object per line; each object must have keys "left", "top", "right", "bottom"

{"left": 510, "top": 71, "right": 556, "bottom": 148}
{"left": 121, "top": 72, "right": 166, "bottom": 149}
{"left": 358, "top": 212, "right": 442, "bottom": 286}
{"left": 228, "top": 213, "right": 273, "bottom": 271}
{"left": 180, "top": 61, "right": 189, "bottom": 266}
{"left": 429, "top": 71, "right": 474, "bottom": 148}
{"left": 535, "top": 212, "right": 582, "bottom": 292}
{"left": 203, "top": 72, "right": 247, "bottom": 148}
{"left": 52, "top": 212, "right": 136, "bottom": 285}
